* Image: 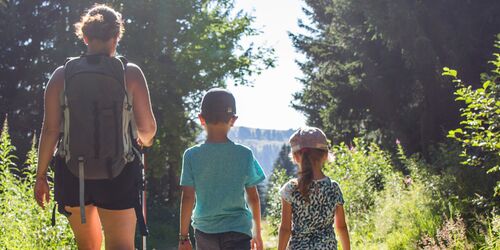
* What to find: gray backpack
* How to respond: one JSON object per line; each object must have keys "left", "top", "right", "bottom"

{"left": 57, "top": 54, "right": 137, "bottom": 223}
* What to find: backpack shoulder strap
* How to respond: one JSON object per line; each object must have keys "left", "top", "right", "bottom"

{"left": 116, "top": 56, "right": 131, "bottom": 105}
{"left": 60, "top": 56, "right": 81, "bottom": 107}
{"left": 57, "top": 55, "right": 85, "bottom": 157}
{"left": 63, "top": 56, "right": 82, "bottom": 79}
{"left": 117, "top": 56, "right": 128, "bottom": 68}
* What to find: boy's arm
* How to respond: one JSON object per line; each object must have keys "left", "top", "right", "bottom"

{"left": 334, "top": 205, "right": 350, "bottom": 250}
{"left": 278, "top": 198, "right": 292, "bottom": 250}
{"left": 179, "top": 186, "right": 195, "bottom": 249}
{"left": 245, "top": 186, "right": 263, "bottom": 250}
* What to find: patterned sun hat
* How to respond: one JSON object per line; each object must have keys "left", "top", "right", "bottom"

{"left": 289, "top": 127, "right": 329, "bottom": 153}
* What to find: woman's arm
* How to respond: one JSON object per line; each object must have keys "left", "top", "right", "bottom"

{"left": 126, "top": 63, "right": 156, "bottom": 147}
{"left": 246, "top": 186, "right": 263, "bottom": 250}
{"left": 334, "top": 205, "right": 350, "bottom": 250}
{"left": 278, "top": 198, "right": 292, "bottom": 250}
{"left": 35, "top": 66, "right": 64, "bottom": 208}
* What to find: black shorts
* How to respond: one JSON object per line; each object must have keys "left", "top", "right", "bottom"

{"left": 53, "top": 155, "right": 143, "bottom": 211}
{"left": 195, "top": 230, "right": 252, "bottom": 250}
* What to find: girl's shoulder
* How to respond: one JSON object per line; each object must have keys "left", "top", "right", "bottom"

{"left": 324, "top": 177, "right": 345, "bottom": 204}
{"left": 323, "top": 177, "right": 343, "bottom": 190}
{"left": 280, "top": 178, "right": 298, "bottom": 189}
{"left": 279, "top": 178, "right": 298, "bottom": 203}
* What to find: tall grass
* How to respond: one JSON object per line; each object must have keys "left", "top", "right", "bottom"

{"left": 265, "top": 138, "right": 499, "bottom": 249}
{"left": 0, "top": 119, "right": 75, "bottom": 248}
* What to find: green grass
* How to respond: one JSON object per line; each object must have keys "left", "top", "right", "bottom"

{"left": 262, "top": 220, "right": 278, "bottom": 250}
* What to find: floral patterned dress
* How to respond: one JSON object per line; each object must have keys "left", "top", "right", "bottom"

{"left": 280, "top": 177, "right": 344, "bottom": 250}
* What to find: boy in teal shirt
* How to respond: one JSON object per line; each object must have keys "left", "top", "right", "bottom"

{"left": 178, "top": 88, "right": 266, "bottom": 250}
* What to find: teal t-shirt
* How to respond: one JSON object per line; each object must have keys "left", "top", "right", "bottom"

{"left": 180, "top": 140, "right": 266, "bottom": 237}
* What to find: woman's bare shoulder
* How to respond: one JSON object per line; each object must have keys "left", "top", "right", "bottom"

{"left": 126, "top": 63, "right": 144, "bottom": 78}
{"left": 125, "top": 63, "right": 146, "bottom": 89}
{"left": 47, "top": 66, "right": 65, "bottom": 91}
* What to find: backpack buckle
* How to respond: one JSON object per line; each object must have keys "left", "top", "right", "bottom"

{"left": 126, "top": 152, "right": 135, "bottom": 162}
{"left": 58, "top": 149, "right": 66, "bottom": 157}
{"left": 125, "top": 104, "right": 132, "bottom": 111}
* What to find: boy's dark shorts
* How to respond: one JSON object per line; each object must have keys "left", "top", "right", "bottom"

{"left": 53, "top": 155, "right": 143, "bottom": 211}
{"left": 195, "top": 229, "right": 251, "bottom": 250}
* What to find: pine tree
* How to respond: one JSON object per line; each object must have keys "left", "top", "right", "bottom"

{"left": 273, "top": 144, "right": 296, "bottom": 176}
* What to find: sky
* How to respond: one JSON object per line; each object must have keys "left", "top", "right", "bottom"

{"left": 227, "top": 0, "right": 308, "bottom": 130}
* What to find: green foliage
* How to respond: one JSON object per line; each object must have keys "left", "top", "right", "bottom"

{"left": 265, "top": 168, "right": 289, "bottom": 236}
{"left": 0, "top": 0, "right": 275, "bottom": 204}
{"left": 327, "top": 139, "right": 393, "bottom": 220}
{"left": 323, "top": 140, "right": 443, "bottom": 248}
{"left": 263, "top": 139, "right": 499, "bottom": 248}
{"left": 481, "top": 214, "right": 500, "bottom": 249}
{"left": 0, "top": 119, "right": 75, "bottom": 248}
{"left": 444, "top": 36, "right": 500, "bottom": 195}
{"left": 292, "top": 0, "right": 500, "bottom": 153}
{"left": 419, "top": 214, "right": 471, "bottom": 249}
{"left": 0, "top": 2, "right": 274, "bottom": 247}
{"left": 264, "top": 144, "right": 297, "bottom": 232}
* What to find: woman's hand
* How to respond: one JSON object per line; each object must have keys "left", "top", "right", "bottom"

{"left": 34, "top": 175, "right": 50, "bottom": 209}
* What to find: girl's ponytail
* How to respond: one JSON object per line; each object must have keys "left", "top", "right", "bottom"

{"left": 298, "top": 149, "right": 314, "bottom": 201}
{"left": 297, "top": 148, "right": 327, "bottom": 202}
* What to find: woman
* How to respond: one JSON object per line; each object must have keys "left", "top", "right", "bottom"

{"left": 34, "top": 4, "right": 156, "bottom": 249}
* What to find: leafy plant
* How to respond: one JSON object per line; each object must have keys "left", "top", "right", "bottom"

{"left": 419, "top": 214, "right": 471, "bottom": 250}
{"left": 325, "top": 138, "right": 393, "bottom": 223}
{"left": 0, "top": 119, "right": 75, "bottom": 248}
{"left": 265, "top": 168, "right": 289, "bottom": 236}
{"left": 444, "top": 35, "right": 500, "bottom": 195}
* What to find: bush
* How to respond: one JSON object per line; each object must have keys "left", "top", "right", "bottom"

{"left": 419, "top": 214, "right": 471, "bottom": 249}
{"left": 0, "top": 119, "right": 75, "bottom": 248}
{"left": 325, "top": 139, "right": 394, "bottom": 227}
{"left": 265, "top": 168, "right": 289, "bottom": 236}
{"left": 444, "top": 35, "right": 500, "bottom": 195}
{"left": 325, "top": 140, "right": 444, "bottom": 249}
{"left": 264, "top": 138, "right": 471, "bottom": 249}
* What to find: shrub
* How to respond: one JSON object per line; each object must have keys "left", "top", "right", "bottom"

{"left": 419, "top": 214, "right": 471, "bottom": 250}
{"left": 481, "top": 213, "right": 500, "bottom": 249}
{"left": 368, "top": 144, "right": 445, "bottom": 248}
{"left": 325, "top": 139, "right": 394, "bottom": 224}
{"left": 444, "top": 35, "right": 500, "bottom": 195}
{"left": 327, "top": 140, "right": 444, "bottom": 248}
{"left": 265, "top": 168, "right": 289, "bottom": 236}
{"left": 0, "top": 119, "right": 75, "bottom": 248}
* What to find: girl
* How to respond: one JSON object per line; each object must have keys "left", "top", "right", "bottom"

{"left": 34, "top": 4, "right": 156, "bottom": 249}
{"left": 278, "top": 127, "right": 350, "bottom": 250}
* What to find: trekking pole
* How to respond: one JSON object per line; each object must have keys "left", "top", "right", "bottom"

{"left": 142, "top": 151, "right": 147, "bottom": 250}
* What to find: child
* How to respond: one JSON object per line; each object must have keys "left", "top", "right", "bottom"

{"left": 178, "top": 88, "right": 266, "bottom": 250}
{"left": 278, "top": 127, "right": 350, "bottom": 250}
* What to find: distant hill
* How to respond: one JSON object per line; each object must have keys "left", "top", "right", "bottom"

{"left": 229, "top": 127, "right": 294, "bottom": 175}
{"left": 198, "top": 126, "right": 295, "bottom": 176}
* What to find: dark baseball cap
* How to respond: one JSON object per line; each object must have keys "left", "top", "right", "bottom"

{"left": 201, "top": 88, "right": 236, "bottom": 117}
